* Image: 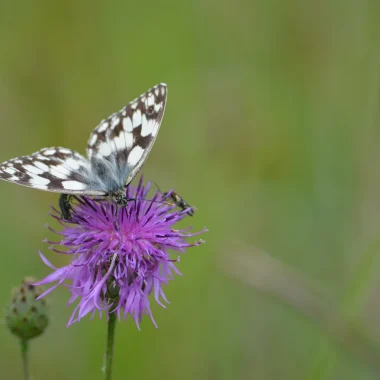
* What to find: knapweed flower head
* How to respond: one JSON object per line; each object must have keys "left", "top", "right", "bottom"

{"left": 35, "top": 178, "right": 206, "bottom": 328}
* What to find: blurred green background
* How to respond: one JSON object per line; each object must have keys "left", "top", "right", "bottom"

{"left": 1, "top": 1, "right": 380, "bottom": 379}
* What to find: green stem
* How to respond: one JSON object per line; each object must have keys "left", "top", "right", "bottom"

{"left": 20, "top": 339, "right": 30, "bottom": 380}
{"left": 105, "top": 312, "right": 117, "bottom": 380}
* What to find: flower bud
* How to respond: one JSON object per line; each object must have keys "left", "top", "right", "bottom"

{"left": 5, "top": 277, "right": 49, "bottom": 341}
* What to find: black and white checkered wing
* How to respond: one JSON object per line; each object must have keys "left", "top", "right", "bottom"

{"left": 86, "top": 83, "right": 167, "bottom": 190}
{"left": 0, "top": 147, "right": 104, "bottom": 195}
{"left": 0, "top": 84, "right": 167, "bottom": 198}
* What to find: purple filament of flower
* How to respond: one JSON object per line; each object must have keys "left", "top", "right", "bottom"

{"left": 35, "top": 178, "right": 206, "bottom": 328}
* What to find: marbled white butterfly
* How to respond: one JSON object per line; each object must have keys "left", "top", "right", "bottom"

{"left": 0, "top": 84, "right": 167, "bottom": 206}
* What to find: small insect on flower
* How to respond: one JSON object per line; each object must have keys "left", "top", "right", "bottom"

{"left": 0, "top": 84, "right": 167, "bottom": 207}
{"left": 163, "top": 190, "right": 195, "bottom": 216}
{"left": 59, "top": 194, "right": 73, "bottom": 220}
{"left": 35, "top": 178, "right": 206, "bottom": 328}
{"left": 154, "top": 183, "right": 195, "bottom": 216}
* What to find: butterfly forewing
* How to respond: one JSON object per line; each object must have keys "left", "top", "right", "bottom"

{"left": 0, "top": 84, "right": 167, "bottom": 197}
{"left": 87, "top": 83, "right": 167, "bottom": 191}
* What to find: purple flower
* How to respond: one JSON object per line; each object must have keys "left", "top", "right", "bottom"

{"left": 35, "top": 178, "right": 206, "bottom": 328}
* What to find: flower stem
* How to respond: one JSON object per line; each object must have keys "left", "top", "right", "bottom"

{"left": 105, "top": 312, "right": 117, "bottom": 380}
{"left": 20, "top": 339, "right": 30, "bottom": 380}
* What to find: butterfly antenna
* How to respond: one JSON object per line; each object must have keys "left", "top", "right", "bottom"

{"left": 152, "top": 182, "right": 162, "bottom": 193}
{"left": 127, "top": 197, "right": 175, "bottom": 207}
{"left": 91, "top": 196, "right": 174, "bottom": 208}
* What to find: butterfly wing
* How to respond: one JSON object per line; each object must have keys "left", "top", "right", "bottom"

{"left": 86, "top": 83, "right": 167, "bottom": 190}
{"left": 0, "top": 84, "right": 167, "bottom": 197}
{"left": 0, "top": 147, "right": 105, "bottom": 195}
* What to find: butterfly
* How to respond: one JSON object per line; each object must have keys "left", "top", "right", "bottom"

{"left": 0, "top": 84, "right": 167, "bottom": 206}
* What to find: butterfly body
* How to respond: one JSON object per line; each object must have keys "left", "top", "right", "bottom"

{"left": 0, "top": 84, "right": 167, "bottom": 200}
